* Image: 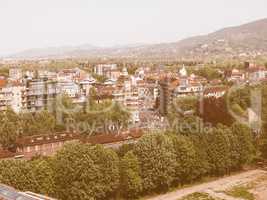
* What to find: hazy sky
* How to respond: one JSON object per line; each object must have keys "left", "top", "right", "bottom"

{"left": 0, "top": 0, "right": 266, "bottom": 55}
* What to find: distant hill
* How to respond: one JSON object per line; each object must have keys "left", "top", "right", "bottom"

{"left": 7, "top": 18, "right": 267, "bottom": 60}
{"left": 8, "top": 44, "right": 98, "bottom": 59}
{"left": 172, "top": 18, "right": 267, "bottom": 59}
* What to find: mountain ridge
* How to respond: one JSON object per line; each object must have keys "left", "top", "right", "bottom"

{"left": 6, "top": 18, "right": 267, "bottom": 60}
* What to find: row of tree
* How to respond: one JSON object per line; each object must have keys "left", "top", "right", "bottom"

{"left": 0, "top": 122, "right": 255, "bottom": 200}
{"left": 0, "top": 99, "right": 130, "bottom": 150}
{"left": 0, "top": 110, "right": 57, "bottom": 149}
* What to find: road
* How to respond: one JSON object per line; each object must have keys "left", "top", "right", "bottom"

{"left": 146, "top": 169, "right": 267, "bottom": 200}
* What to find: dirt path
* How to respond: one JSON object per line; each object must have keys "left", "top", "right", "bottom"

{"left": 251, "top": 175, "right": 267, "bottom": 200}
{"left": 204, "top": 189, "right": 244, "bottom": 200}
{"left": 146, "top": 169, "right": 267, "bottom": 200}
{"left": 253, "top": 187, "right": 267, "bottom": 200}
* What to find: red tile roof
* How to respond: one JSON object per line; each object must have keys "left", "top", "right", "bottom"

{"left": 0, "top": 149, "right": 16, "bottom": 159}
{"left": 15, "top": 130, "right": 144, "bottom": 148}
{"left": 169, "top": 79, "right": 180, "bottom": 90}
{"left": 204, "top": 86, "right": 228, "bottom": 95}
{"left": 0, "top": 79, "right": 7, "bottom": 88}
{"left": 16, "top": 132, "right": 80, "bottom": 147}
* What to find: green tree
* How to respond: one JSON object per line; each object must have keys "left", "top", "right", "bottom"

{"left": 0, "top": 109, "right": 20, "bottom": 149}
{"left": 169, "top": 134, "right": 199, "bottom": 184}
{"left": 205, "top": 126, "right": 232, "bottom": 176}
{"left": 53, "top": 142, "right": 120, "bottom": 200}
{"left": 260, "top": 84, "right": 267, "bottom": 159}
{"left": 20, "top": 110, "right": 56, "bottom": 136}
{"left": 30, "top": 159, "right": 56, "bottom": 196}
{"left": 133, "top": 133, "right": 176, "bottom": 192}
{"left": 120, "top": 151, "right": 143, "bottom": 199}
{"left": 231, "top": 123, "right": 254, "bottom": 167}
{"left": 92, "top": 73, "right": 107, "bottom": 83}
{"left": 0, "top": 160, "right": 35, "bottom": 191}
{"left": 127, "top": 66, "right": 138, "bottom": 75}
{"left": 229, "top": 86, "right": 251, "bottom": 112}
{"left": 194, "top": 66, "right": 221, "bottom": 80}
{"left": 109, "top": 102, "right": 131, "bottom": 128}
{"left": 116, "top": 143, "right": 134, "bottom": 158}
{"left": 189, "top": 133, "right": 211, "bottom": 178}
{"left": 0, "top": 67, "right": 9, "bottom": 77}
{"left": 174, "top": 96, "right": 198, "bottom": 112}
{"left": 74, "top": 100, "right": 131, "bottom": 134}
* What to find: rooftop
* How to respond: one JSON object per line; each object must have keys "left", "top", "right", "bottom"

{"left": 0, "top": 184, "right": 55, "bottom": 200}
{"left": 15, "top": 130, "right": 144, "bottom": 148}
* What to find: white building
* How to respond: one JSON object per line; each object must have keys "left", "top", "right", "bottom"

{"left": 9, "top": 67, "right": 22, "bottom": 81}
{"left": 175, "top": 66, "right": 204, "bottom": 96}
{"left": 79, "top": 78, "right": 95, "bottom": 96}
{"left": 179, "top": 65, "right": 188, "bottom": 77}
{"left": 204, "top": 86, "right": 227, "bottom": 98}
{"left": 249, "top": 66, "right": 267, "bottom": 82}
{"left": 57, "top": 68, "right": 84, "bottom": 82}
{"left": 228, "top": 69, "right": 245, "bottom": 83}
{"left": 121, "top": 67, "right": 129, "bottom": 77}
{"left": 94, "top": 64, "right": 117, "bottom": 76}
{"left": 113, "top": 78, "right": 140, "bottom": 123}
{"left": 176, "top": 81, "right": 203, "bottom": 96}
{"left": 0, "top": 84, "right": 25, "bottom": 113}
{"left": 57, "top": 81, "right": 80, "bottom": 98}
{"left": 38, "top": 70, "right": 57, "bottom": 80}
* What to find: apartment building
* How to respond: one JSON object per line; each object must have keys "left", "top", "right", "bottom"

{"left": 25, "top": 78, "right": 59, "bottom": 112}
{"left": 9, "top": 67, "right": 22, "bottom": 81}
{"left": 0, "top": 83, "right": 25, "bottom": 113}
{"left": 25, "top": 77, "right": 89, "bottom": 112}
{"left": 103, "top": 68, "right": 138, "bottom": 123}
{"left": 113, "top": 85, "right": 140, "bottom": 123}
{"left": 94, "top": 64, "right": 118, "bottom": 77}
{"left": 57, "top": 80, "right": 80, "bottom": 98}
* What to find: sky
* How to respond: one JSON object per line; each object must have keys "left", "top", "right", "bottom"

{"left": 0, "top": 0, "right": 266, "bottom": 55}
